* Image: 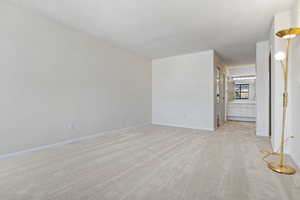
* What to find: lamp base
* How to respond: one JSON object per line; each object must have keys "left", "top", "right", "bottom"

{"left": 268, "top": 162, "right": 296, "bottom": 175}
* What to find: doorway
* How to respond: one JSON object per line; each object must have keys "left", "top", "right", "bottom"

{"left": 225, "top": 65, "right": 256, "bottom": 123}
{"left": 216, "top": 66, "right": 225, "bottom": 127}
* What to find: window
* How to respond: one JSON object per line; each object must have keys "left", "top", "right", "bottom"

{"left": 235, "top": 84, "right": 249, "bottom": 100}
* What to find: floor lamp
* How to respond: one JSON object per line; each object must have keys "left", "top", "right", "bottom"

{"left": 267, "top": 28, "right": 300, "bottom": 175}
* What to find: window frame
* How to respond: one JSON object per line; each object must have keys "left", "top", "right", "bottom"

{"left": 235, "top": 84, "right": 249, "bottom": 100}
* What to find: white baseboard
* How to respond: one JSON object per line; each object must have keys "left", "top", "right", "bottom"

{"left": 296, "top": 161, "right": 300, "bottom": 169}
{"left": 0, "top": 123, "right": 151, "bottom": 160}
{"left": 256, "top": 130, "right": 270, "bottom": 137}
{"left": 227, "top": 116, "right": 256, "bottom": 122}
{"left": 151, "top": 122, "right": 215, "bottom": 131}
{"left": 289, "top": 154, "right": 300, "bottom": 169}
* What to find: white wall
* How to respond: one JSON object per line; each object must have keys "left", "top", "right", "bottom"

{"left": 270, "top": 11, "right": 292, "bottom": 152}
{"left": 289, "top": 37, "right": 300, "bottom": 167}
{"left": 152, "top": 50, "right": 216, "bottom": 131}
{"left": 256, "top": 41, "right": 270, "bottom": 137}
{"left": 271, "top": 1, "right": 300, "bottom": 167}
{"left": 0, "top": 2, "right": 151, "bottom": 155}
{"left": 227, "top": 102, "right": 256, "bottom": 122}
{"left": 227, "top": 65, "right": 256, "bottom": 77}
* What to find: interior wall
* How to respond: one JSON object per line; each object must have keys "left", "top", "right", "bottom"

{"left": 288, "top": 0, "right": 300, "bottom": 166}
{"left": 289, "top": 37, "right": 300, "bottom": 167}
{"left": 269, "top": 20, "right": 277, "bottom": 148}
{"left": 287, "top": 0, "right": 300, "bottom": 168}
{"left": 227, "top": 65, "right": 256, "bottom": 77}
{"left": 152, "top": 50, "right": 216, "bottom": 131}
{"left": 256, "top": 41, "right": 270, "bottom": 137}
{"left": 270, "top": 10, "right": 292, "bottom": 152}
{"left": 271, "top": 4, "right": 300, "bottom": 167}
{"left": 0, "top": 2, "right": 152, "bottom": 155}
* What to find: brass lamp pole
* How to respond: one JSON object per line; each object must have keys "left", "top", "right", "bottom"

{"left": 267, "top": 28, "right": 300, "bottom": 175}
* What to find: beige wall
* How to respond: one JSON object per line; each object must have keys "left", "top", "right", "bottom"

{"left": 0, "top": 2, "right": 151, "bottom": 155}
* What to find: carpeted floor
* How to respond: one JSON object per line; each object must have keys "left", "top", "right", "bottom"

{"left": 0, "top": 121, "right": 299, "bottom": 200}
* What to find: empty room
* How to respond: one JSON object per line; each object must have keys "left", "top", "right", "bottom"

{"left": 1, "top": 0, "right": 300, "bottom": 199}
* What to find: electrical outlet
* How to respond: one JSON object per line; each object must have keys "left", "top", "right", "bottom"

{"left": 70, "top": 123, "right": 75, "bottom": 130}
{"left": 65, "top": 123, "right": 76, "bottom": 130}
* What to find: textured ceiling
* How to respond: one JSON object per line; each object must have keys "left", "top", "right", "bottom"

{"left": 8, "top": 0, "right": 293, "bottom": 65}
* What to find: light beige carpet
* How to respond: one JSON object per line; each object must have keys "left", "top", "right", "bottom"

{"left": 0, "top": 122, "right": 299, "bottom": 200}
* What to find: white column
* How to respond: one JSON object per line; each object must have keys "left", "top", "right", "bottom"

{"left": 256, "top": 41, "right": 270, "bottom": 137}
